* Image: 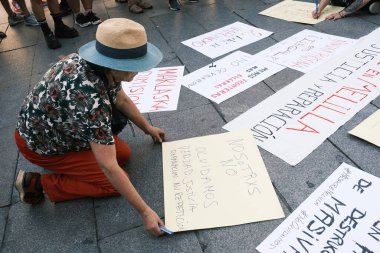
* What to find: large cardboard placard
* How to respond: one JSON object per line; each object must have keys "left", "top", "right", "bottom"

{"left": 162, "top": 129, "right": 285, "bottom": 232}
{"left": 181, "top": 51, "right": 284, "bottom": 104}
{"left": 122, "top": 66, "right": 184, "bottom": 113}
{"left": 181, "top": 22, "right": 272, "bottom": 59}
{"left": 224, "top": 28, "right": 380, "bottom": 166}
{"left": 257, "top": 163, "right": 380, "bottom": 253}
{"left": 349, "top": 109, "right": 380, "bottom": 148}
{"left": 259, "top": 29, "right": 356, "bottom": 73}
{"left": 259, "top": 0, "right": 344, "bottom": 24}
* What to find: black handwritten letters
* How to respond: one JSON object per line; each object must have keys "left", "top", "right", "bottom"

{"left": 257, "top": 164, "right": 380, "bottom": 253}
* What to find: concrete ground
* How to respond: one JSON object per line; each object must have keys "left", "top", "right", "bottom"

{"left": 0, "top": 0, "right": 379, "bottom": 252}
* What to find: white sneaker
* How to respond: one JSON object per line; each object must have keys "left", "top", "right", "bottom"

{"left": 369, "top": 1, "right": 380, "bottom": 14}
{"left": 24, "top": 13, "right": 39, "bottom": 26}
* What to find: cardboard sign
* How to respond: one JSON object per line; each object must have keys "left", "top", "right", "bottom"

{"left": 122, "top": 66, "right": 184, "bottom": 113}
{"left": 257, "top": 163, "right": 380, "bottom": 253}
{"left": 349, "top": 109, "right": 380, "bottom": 148}
{"left": 224, "top": 28, "right": 380, "bottom": 166}
{"left": 259, "top": 29, "right": 356, "bottom": 73}
{"left": 181, "top": 51, "right": 284, "bottom": 104}
{"left": 162, "top": 129, "right": 285, "bottom": 232}
{"left": 259, "top": 0, "right": 345, "bottom": 25}
{"left": 181, "top": 22, "right": 272, "bottom": 59}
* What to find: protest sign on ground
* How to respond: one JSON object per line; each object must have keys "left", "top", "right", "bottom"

{"left": 257, "top": 163, "right": 380, "bottom": 253}
{"left": 181, "top": 51, "right": 284, "bottom": 103}
{"left": 259, "top": 29, "right": 355, "bottom": 73}
{"left": 349, "top": 109, "right": 380, "bottom": 148}
{"left": 224, "top": 28, "right": 380, "bottom": 166}
{"left": 122, "top": 66, "right": 184, "bottom": 113}
{"left": 259, "top": 0, "right": 344, "bottom": 24}
{"left": 162, "top": 129, "right": 284, "bottom": 232}
{"left": 181, "top": 22, "right": 272, "bottom": 58}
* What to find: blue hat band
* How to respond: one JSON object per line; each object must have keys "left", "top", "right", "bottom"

{"left": 96, "top": 40, "right": 147, "bottom": 59}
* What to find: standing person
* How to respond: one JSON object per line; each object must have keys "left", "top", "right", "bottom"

{"left": 69, "top": 0, "right": 101, "bottom": 27}
{"left": 312, "top": 0, "right": 380, "bottom": 20}
{"left": 15, "top": 18, "right": 166, "bottom": 236}
{"left": 1, "top": 0, "right": 38, "bottom": 27}
{"left": 31, "top": 0, "right": 78, "bottom": 49}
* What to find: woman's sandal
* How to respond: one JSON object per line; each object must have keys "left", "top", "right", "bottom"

{"left": 129, "top": 4, "right": 144, "bottom": 13}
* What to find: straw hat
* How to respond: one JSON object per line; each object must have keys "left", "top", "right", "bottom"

{"left": 78, "top": 18, "right": 162, "bottom": 72}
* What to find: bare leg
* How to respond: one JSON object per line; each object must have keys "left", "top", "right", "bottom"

{"left": 0, "top": 0, "right": 16, "bottom": 16}
{"left": 14, "top": 0, "right": 31, "bottom": 15}
{"left": 30, "top": 0, "right": 45, "bottom": 20}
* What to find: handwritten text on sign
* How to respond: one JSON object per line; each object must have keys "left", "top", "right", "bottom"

{"left": 122, "top": 66, "right": 184, "bottom": 113}
{"left": 162, "top": 130, "right": 284, "bottom": 232}
{"left": 181, "top": 22, "right": 272, "bottom": 59}
{"left": 259, "top": 0, "right": 345, "bottom": 25}
{"left": 257, "top": 163, "right": 380, "bottom": 253}
{"left": 224, "top": 28, "right": 380, "bottom": 166}
{"left": 181, "top": 51, "right": 284, "bottom": 104}
{"left": 259, "top": 29, "right": 356, "bottom": 73}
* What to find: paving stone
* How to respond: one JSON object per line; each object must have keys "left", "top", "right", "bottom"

{"left": 329, "top": 104, "right": 380, "bottom": 177}
{"left": 197, "top": 205, "right": 290, "bottom": 253}
{"left": 217, "top": 81, "right": 274, "bottom": 122}
{"left": 0, "top": 207, "right": 8, "bottom": 248}
{"left": 0, "top": 46, "right": 34, "bottom": 84}
{"left": 32, "top": 39, "right": 77, "bottom": 76}
{"left": 314, "top": 16, "right": 378, "bottom": 39}
{"left": 0, "top": 126, "right": 19, "bottom": 207}
{"left": 0, "top": 25, "right": 39, "bottom": 52}
{"left": 150, "top": 104, "right": 226, "bottom": 141}
{"left": 359, "top": 12, "right": 380, "bottom": 26}
{"left": 0, "top": 77, "right": 30, "bottom": 129}
{"left": 371, "top": 95, "right": 380, "bottom": 108}
{"left": 261, "top": 141, "right": 354, "bottom": 209}
{"left": 263, "top": 68, "right": 304, "bottom": 92}
{"left": 94, "top": 132, "right": 166, "bottom": 239}
{"left": 2, "top": 200, "right": 97, "bottom": 253}
{"left": 99, "top": 225, "right": 203, "bottom": 253}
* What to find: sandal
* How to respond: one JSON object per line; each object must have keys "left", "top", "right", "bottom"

{"left": 129, "top": 4, "right": 144, "bottom": 13}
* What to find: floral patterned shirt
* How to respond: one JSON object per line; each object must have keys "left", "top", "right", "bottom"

{"left": 16, "top": 53, "right": 121, "bottom": 156}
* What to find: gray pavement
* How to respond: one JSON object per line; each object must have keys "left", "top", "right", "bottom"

{"left": 0, "top": 0, "right": 379, "bottom": 252}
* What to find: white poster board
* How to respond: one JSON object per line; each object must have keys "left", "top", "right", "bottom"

{"left": 122, "top": 66, "right": 184, "bottom": 113}
{"left": 181, "top": 22, "right": 273, "bottom": 59}
{"left": 181, "top": 51, "right": 284, "bottom": 104}
{"left": 259, "top": 0, "right": 345, "bottom": 25}
{"left": 224, "top": 28, "right": 380, "bottom": 166}
{"left": 162, "top": 129, "right": 285, "bottom": 232}
{"left": 257, "top": 163, "right": 380, "bottom": 253}
{"left": 349, "top": 109, "right": 380, "bottom": 148}
{"left": 259, "top": 29, "right": 356, "bottom": 73}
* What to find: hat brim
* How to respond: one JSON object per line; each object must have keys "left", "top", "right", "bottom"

{"left": 78, "top": 40, "right": 163, "bottom": 72}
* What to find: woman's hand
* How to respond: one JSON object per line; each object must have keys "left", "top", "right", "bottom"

{"left": 141, "top": 208, "right": 165, "bottom": 236}
{"left": 311, "top": 9, "right": 321, "bottom": 19}
{"left": 326, "top": 11, "right": 345, "bottom": 21}
{"left": 146, "top": 126, "right": 166, "bottom": 143}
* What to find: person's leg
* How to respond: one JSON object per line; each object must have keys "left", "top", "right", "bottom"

{"left": 15, "top": 131, "right": 131, "bottom": 203}
{"left": 80, "top": 0, "right": 101, "bottom": 25}
{"left": 0, "top": 0, "right": 24, "bottom": 26}
{"left": 46, "top": 0, "right": 79, "bottom": 38}
{"left": 14, "top": 0, "right": 39, "bottom": 26}
{"left": 31, "top": 0, "right": 61, "bottom": 49}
